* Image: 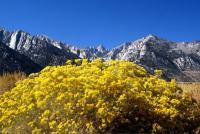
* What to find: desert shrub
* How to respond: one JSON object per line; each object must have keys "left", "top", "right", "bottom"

{"left": 0, "top": 72, "right": 26, "bottom": 94}
{"left": 0, "top": 59, "right": 199, "bottom": 133}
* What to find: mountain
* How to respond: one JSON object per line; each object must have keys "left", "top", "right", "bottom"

{"left": 65, "top": 44, "right": 109, "bottom": 60}
{"left": 0, "top": 28, "right": 110, "bottom": 66}
{"left": 105, "top": 35, "right": 200, "bottom": 81}
{"left": 0, "top": 41, "right": 41, "bottom": 74}
{"left": 0, "top": 27, "right": 200, "bottom": 81}
{"left": 0, "top": 28, "right": 79, "bottom": 67}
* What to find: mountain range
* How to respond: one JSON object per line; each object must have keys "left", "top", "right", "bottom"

{"left": 0, "top": 27, "right": 200, "bottom": 81}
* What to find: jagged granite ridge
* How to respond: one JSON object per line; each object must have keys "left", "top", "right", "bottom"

{"left": 0, "top": 28, "right": 79, "bottom": 67}
{"left": 105, "top": 35, "right": 200, "bottom": 81}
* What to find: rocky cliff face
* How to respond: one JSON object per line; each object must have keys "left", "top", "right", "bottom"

{"left": 0, "top": 28, "right": 109, "bottom": 66}
{"left": 105, "top": 35, "right": 200, "bottom": 81}
{"left": 0, "top": 27, "right": 200, "bottom": 81}
{"left": 0, "top": 28, "right": 79, "bottom": 67}
{"left": 0, "top": 41, "right": 41, "bottom": 74}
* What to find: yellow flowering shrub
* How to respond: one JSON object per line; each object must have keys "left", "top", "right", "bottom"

{"left": 0, "top": 59, "right": 199, "bottom": 133}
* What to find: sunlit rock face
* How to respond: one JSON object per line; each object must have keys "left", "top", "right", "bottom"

{"left": 0, "top": 28, "right": 79, "bottom": 67}
{"left": 105, "top": 35, "right": 200, "bottom": 81}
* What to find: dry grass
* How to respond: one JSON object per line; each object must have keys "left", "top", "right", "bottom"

{"left": 178, "top": 82, "right": 200, "bottom": 103}
{"left": 0, "top": 72, "right": 26, "bottom": 94}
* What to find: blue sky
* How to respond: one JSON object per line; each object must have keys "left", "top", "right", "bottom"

{"left": 0, "top": 0, "right": 200, "bottom": 48}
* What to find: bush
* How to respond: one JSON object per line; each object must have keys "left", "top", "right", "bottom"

{"left": 0, "top": 72, "right": 26, "bottom": 94}
{"left": 0, "top": 59, "right": 199, "bottom": 133}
